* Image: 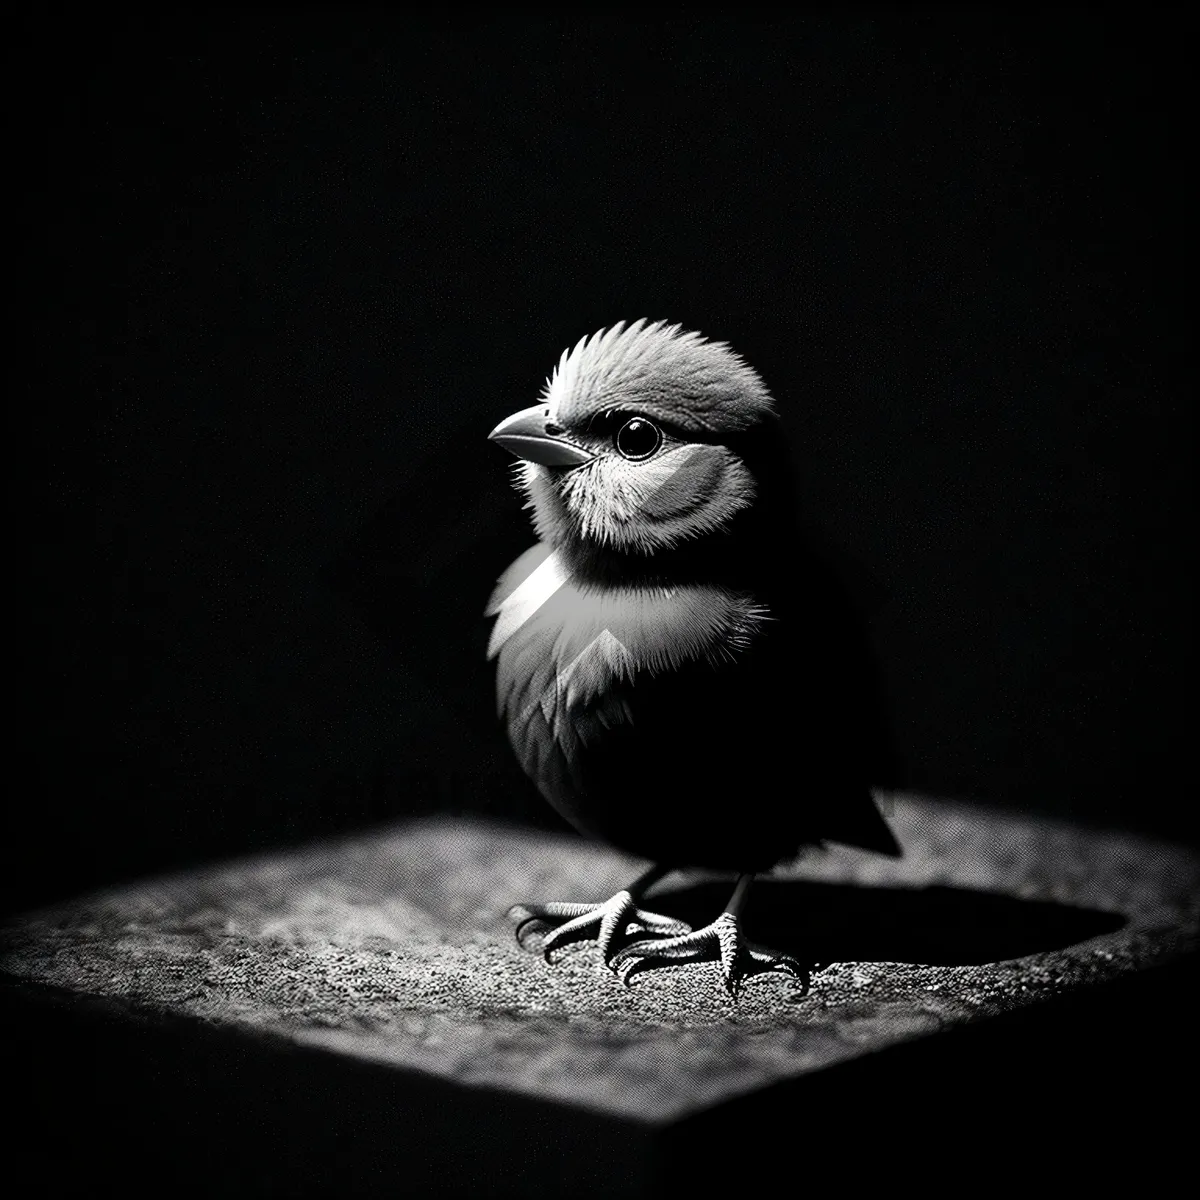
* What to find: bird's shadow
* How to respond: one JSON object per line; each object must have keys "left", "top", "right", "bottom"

{"left": 639, "top": 879, "right": 1124, "bottom": 966}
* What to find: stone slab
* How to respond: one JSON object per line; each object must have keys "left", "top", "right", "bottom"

{"left": 4, "top": 795, "right": 1197, "bottom": 1192}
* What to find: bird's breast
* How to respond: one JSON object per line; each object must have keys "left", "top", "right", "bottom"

{"left": 485, "top": 543, "right": 771, "bottom": 838}
{"left": 487, "top": 544, "right": 768, "bottom": 705}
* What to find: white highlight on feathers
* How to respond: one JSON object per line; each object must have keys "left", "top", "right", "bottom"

{"left": 538, "top": 629, "right": 634, "bottom": 728}
{"left": 558, "top": 628, "right": 633, "bottom": 704}
{"left": 486, "top": 549, "right": 570, "bottom": 659}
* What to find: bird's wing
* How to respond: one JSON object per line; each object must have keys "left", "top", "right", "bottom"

{"left": 490, "top": 556, "right": 765, "bottom": 817}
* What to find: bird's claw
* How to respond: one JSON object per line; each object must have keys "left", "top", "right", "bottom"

{"left": 610, "top": 911, "right": 815, "bottom": 996}
{"left": 508, "top": 890, "right": 692, "bottom": 964}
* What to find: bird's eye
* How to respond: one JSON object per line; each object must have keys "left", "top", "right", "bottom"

{"left": 614, "top": 417, "right": 663, "bottom": 461}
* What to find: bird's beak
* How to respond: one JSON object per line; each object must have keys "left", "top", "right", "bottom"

{"left": 487, "top": 404, "right": 596, "bottom": 467}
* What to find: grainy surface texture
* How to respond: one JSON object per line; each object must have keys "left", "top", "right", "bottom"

{"left": 3, "top": 795, "right": 1196, "bottom": 1126}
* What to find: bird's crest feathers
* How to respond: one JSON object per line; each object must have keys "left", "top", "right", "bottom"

{"left": 542, "top": 320, "right": 776, "bottom": 435}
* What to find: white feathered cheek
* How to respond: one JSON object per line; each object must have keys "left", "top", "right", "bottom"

{"left": 559, "top": 444, "right": 756, "bottom": 551}
{"left": 562, "top": 456, "right": 661, "bottom": 540}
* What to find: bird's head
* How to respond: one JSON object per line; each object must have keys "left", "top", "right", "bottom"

{"left": 489, "top": 321, "right": 791, "bottom": 580}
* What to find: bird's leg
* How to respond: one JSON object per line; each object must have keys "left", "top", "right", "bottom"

{"left": 509, "top": 863, "right": 692, "bottom": 965}
{"left": 609, "top": 873, "right": 814, "bottom": 995}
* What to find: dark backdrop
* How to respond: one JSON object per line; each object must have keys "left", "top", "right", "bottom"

{"left": 10, "top": 10, "right": 1192, "bottom": 915}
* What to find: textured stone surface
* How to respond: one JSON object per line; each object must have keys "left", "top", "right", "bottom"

{"left": 3, "top": 795, "right": 1196, "bottom": 1125}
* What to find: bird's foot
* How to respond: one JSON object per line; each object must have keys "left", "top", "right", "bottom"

{"left": 508, "top": 890, "right": 692, "bottom": 964}
{"left": 609, "top": 911, "right": 814, "bottom": 996}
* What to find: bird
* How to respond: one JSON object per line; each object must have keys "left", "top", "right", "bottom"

{"left": 485, "top": 320, "right": 901, "bottom": 994}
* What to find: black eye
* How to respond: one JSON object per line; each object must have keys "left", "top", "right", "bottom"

{"left": 614, "top": 416, "right": 662, "bottom": 461}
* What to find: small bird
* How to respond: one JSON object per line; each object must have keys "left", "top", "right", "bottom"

{"left": 486, "top": 321, "right": 900, "bottom": 993}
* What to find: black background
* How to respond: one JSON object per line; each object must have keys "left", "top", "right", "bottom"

{"left": 10, "top": 10, "right": 1192, "bottom": 916}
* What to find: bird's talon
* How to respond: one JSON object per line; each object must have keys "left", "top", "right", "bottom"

{"left": 513, "top": 915, "right": 545, "bottom": 944}
{"left": 611, "top": 913, "right": 819, "bottom": 996}
{"left": 510, "top": 890, "right": 691, "bottom": 963}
